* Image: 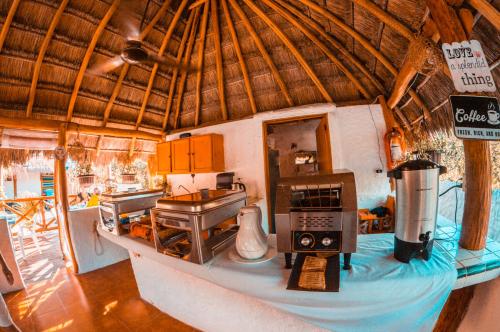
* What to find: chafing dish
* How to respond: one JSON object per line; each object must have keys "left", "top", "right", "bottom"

{"left": 151, "top": 190, "right": 247, "bottom": 264}
{"left": 99, "top": 189, "right": 164, "bottom": 236}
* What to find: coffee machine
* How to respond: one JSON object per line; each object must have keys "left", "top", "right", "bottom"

{"left": 388, "top": 159, "right": 446, "bottom": 263}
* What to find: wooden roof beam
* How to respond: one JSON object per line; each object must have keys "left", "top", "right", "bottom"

{"left": 189, "top": 0, "right": 208, "bottom": 10}
{"left": 282, "top": 0, "right": 385, "bottom": 94}
{"left": 466, "top": 0, "right": 500, "bottom": 31}
{"left": 0, "top": 116, "right": 162, "bottom": 141}
{"left": 211, "top": 0, "right": 228, "bottom": 121}
{"left": 174, "top": 8, "right": 201, "bottom": 129}
{"left": 228, "top": 0, "right": 293, "bottom": 107}
{"left": 264, "top": 0, "right": 371, "bottom": 99}
{"left": 0, "top": 0, "right": 21, "bottom": 53}
{"left": 351, "top": 0, "right": 414, "bottom": 40}
{"left": 26, "top": 0, "right": 69, "bottom": 118}
{"left": 221, "top": 0, "right": 257, "bottom": 115}
{"left": 243, "top": 0, "right": 333, "bottom": 103}
{"left": 102, "top": 0, "right": 174, "bottom": 127}
{"left": 66, "top": 0, "right": 121, "bottom": 122}
{"left": 163, "top": 7, "right": 197, "bottom": 130}
{"left": 194, "top": 2, "right": 211, "bottom": 126}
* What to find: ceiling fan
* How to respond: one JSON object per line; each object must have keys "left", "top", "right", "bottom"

{"left": 88, "top": 0, "right": 197, "bottom": 75}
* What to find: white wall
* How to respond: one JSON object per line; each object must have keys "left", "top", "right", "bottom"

{"left": 166, "top": 103, "right": 390, "bottom": 232}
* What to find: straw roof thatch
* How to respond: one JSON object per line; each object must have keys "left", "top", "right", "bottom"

{"left": 0, "top": 0, "right": 498, "bottom": 141}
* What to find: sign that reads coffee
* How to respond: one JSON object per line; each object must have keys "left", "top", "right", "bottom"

{"left": 449, "top": 95, "right": 500, "bottom": 141}
{"left": 442, "top": 40, "right": 496, "bottom": 93}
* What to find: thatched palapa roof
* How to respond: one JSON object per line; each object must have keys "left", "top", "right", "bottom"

{"left": 0, "top": 0, "right": 498, "bottom": 147}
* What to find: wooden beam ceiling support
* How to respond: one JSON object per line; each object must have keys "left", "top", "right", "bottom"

{"left": 282, "top": 0, "right": 385, "bottom": 94}
{"left": 221, "top": 0, "right": 257, "bottom": 116}
{"left": 194, "top": 1, "right": 211, "bottom": 126}
{"left": 351, "top": 0, "right": 414, "bottom": 40}
{"left": 228, "top": 0, "right": 293, "bottom": 107}
{"left": 466, "top": 0, "right": 500, "bottom": 31}
{"left": 264, "top": 0, "right": 371, "bottom": 99}
{"left": 163, "top": 5, "right": 196, "bottom": 130}
{"left": 0, "top": 116, "right": 162, "bottom": 141}
{"left": 378, "top": 95, "right": 398, "bottom": 129}
{"left": 174, "top": 8, "right": 201, "bottom": 129}
{"left": 427, "top": 0, "right": 491, "bottom": 251}
{"left": 26, "top": 0, "right": 69, "bottom": 118}
{"left": 211, "top": 0, "right": 228, "bottom": 121}
{"left": 102, "top": 0, "right": 174, "bottom": 127}
{"left": 189, "top": 0, "right": 208, "bottom": 10}
{"left": 0, "top": 0, "right": 21, "bottom": 53}
{"left": 66, "top": 0, "right": 121, "bottom": 122}
{"left": 299, "top": 0, "right": 397, "bottom": 76}
{"left": 243, "top": 0, "right": 333, "bottom": 103}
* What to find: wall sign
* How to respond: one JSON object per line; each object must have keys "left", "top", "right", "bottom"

{"left": 449, "top": 95, "right": 500, "bottom": 141}
{"left": 442, "top": 40, "right": 496, "bottom": 93}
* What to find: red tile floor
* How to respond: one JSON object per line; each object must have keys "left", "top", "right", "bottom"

{"left": 2, "top": 231, "right": 196, "bottom": 332}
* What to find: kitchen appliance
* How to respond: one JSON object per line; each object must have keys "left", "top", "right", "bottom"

{"left": 388, "top": 159, "right": 446, "bottom": 263}
{"left": 216, "top": 172, "right": 246, "bottom": 191}
{"left": 275, "top": 170, "right": 358, "bottom": 270}
{"left": 99, "top": 189, "right": 164, "bottom": 236}
{"left": 235, "top": 205, "right": 268, "bottom": 260}
{"left": 151, "top": 190, "right": 247, "bottom": 264}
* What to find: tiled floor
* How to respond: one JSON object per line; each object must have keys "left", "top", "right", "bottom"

{"left": 4, "top": 260, "right": 197, "bottom": 332}
{"left": 2, "top": 230, "right": 197, "bottom": 331}
{"left": 13, "top": 231, "right": 66, "bottom": 284}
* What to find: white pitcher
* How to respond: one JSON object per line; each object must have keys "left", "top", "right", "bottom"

{"left": 235, "top": 205, "right": 268, "bottom": 260}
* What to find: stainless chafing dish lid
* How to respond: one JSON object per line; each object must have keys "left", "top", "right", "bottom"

{"left": 155, "top": 189, "right": 246, "bottom": 212}
{"left": 101, "top": 189, "right": 164, "bottom": 202}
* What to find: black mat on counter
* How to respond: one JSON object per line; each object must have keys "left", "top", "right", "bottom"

{"left": 287, "top": 253, "right": 340, "bottom": 292}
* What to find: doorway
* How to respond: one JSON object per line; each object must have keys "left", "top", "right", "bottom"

{"left": 262, "top": 114, "right": 333, "bottom": 233}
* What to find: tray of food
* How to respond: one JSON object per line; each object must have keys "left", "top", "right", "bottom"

{"left": 287, "top": 253, "right": 340, "bottom": 292}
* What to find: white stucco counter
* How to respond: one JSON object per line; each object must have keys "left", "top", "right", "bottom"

{"left": 98, "top": 229, "right": 463, "bottom": 332}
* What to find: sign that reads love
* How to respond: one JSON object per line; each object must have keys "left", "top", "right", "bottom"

{"left": 442, "top": 40, "right": 496, "bottom": 93}
{"left": 449, "top": 95, "right": 500, "bottom": 141}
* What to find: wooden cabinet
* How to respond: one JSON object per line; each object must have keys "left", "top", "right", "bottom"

{"left": 157, "top": 141, "right": 172, "bottom": 174}
{"left": 157, "top": 134, "right": 224, "bottom": 174}
{"left": 190, "top": 134, "right": 225, "bottom": 173}
{"left": 171, "top": 138, "right": 191, "bottom": 173}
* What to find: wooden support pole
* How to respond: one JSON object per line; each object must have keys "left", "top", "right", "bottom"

{"left": 466, "top": 0, "right": 500, "bottom": 31}
{"left": 387, "top": 62, "right": 419, "bottom": 109}
{"left": 55, "top": 124, "right": 79, "bottom": 273}
{"left": 427, "top": 0, "right": 492, "bottom": 250}
{"left": 378, "top": 95, "right": 398, "bottom": 129}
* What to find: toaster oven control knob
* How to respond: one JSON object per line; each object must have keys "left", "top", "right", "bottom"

{"left": 321, "top": 237, "right": 333, "bottom": 247}
{"left": 299, "top": 235, "right": 314, "bottom": 248}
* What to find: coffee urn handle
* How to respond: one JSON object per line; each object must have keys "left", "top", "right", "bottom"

{"left": 387, "top": 169, "right": 402, "bottom": 179}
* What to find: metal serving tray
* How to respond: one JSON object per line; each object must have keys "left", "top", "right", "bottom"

{"left": 155, "top": 190, "right": 246, "bottom": 213}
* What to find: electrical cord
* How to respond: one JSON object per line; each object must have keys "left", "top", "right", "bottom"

{"left": 435, "top": 183, "right": 462, "bottom": 241}
{"left": 368, "top": 105, "right": 385, "bottom": 172}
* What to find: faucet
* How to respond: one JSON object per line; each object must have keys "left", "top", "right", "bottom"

{"left": 178, "top": 185, "right": 191, "bottom": 194}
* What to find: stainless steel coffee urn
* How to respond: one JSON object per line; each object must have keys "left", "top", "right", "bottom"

{"left": 387, "top": 159, "right": 446, "bottom": 263}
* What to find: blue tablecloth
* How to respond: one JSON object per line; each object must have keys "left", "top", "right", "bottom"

{"left": 207, "top": 233, "right": 457, "bottom": 332}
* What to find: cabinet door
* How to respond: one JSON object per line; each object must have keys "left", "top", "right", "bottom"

{"left": 190, "top": 135, "right": 214, "bottom": 173}
{"left": 171, "top": 138, "right": 191, "bottom": 173}
{"left": 157, "top": 142, "right": 172, "bottom": 174}
{"left": 190, "top": 134, "right": 225, "bottom": 173}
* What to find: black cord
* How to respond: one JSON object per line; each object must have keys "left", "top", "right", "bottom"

{"left": 435, "top": 183, "right": 461, "bottom": 241}
{"left": 140, "top": 0, "right": 151, "bottom": 31}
